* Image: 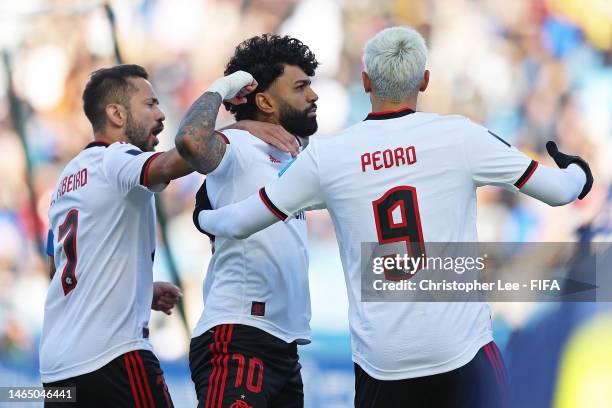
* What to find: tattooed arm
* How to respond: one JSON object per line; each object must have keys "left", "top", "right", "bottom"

{"left": 175, "top": 92, "right": 226, "bottom": 174}
{"left": 175, "top": 71, "right": 257, "bottom": 174}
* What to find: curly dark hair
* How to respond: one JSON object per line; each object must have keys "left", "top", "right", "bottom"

{"left": 224, "top": 34, "right": 319, "bottom": 121}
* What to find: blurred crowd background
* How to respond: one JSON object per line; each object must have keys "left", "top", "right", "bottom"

{"left": 0, "top": 0, "right": 610, "bottom": 407}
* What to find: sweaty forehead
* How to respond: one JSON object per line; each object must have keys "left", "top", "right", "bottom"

{"left": 127, "top": 77, "right": 157, "bottom": 100}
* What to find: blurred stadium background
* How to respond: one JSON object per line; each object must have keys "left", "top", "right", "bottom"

{"left": 0, "top": 0, "right": 610, "bottom": 407}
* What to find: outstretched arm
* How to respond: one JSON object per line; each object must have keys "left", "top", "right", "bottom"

{"left": 134, "top": 84, "right": 298, "bottom": 186}
{"left": 464, "top": 124, "right": 593, "bottom": 206}
{"left": 199, "top": 192, "right": 279, "bottom": 239}
{"left": 521, "top": 164, "right": 586, "bottom": 206}
{"left": 520, "top": 142, "right": 593, "bottom": 206}
{"left": 143, "top": 149, "right": 193, "bottom": 186}
{"left": 197, "top": 143, "right": 325, "bottom": 239}
{"left": 175, "top": 71, "right": 257, "bottom": 174}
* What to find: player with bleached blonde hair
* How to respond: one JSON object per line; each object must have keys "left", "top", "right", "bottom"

{"left": 197, "top": 27, "right": 592, "bottom": 407}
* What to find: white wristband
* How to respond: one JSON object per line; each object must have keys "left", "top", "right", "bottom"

{"left": 207, "top": 71, "right": 254, "bottom": 101}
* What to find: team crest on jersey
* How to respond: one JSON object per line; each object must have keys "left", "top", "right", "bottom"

{"left": 230, "top": 399, "right": 252, "bottom": 408}
{"left": 251, "top": 301, "right": 265, "bottom": 316}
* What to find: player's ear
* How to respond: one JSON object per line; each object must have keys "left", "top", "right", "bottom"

{"left": 362, "top": 71, "right": 372, "bottom": 94}
{"left": 419, "top": 70, "right": 430, "bottom": 93}
{"left": 105, "top": 103, "right": 126, "bottom": 128}
{"left": 255, "top": 92, "right": 275, "bottom": 115}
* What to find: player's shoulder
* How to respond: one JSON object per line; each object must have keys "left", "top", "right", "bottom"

{"left": 309, "top": 125, "right": 358, "bottom": 148}
{"left": 56, "top": 154, "right": 86, "bottom": 181}
{"left": 101, "top": 142, "right": 153, "bottom": 168}
{"left": 415, "top": 112, "right": 481, "bottom": 130}
{"left": 217, "top": 128, "right": 254, "bottom": 146}
{"left": 300, "top": 133, "right": 341, "bottom": 158}
{"left": 439, "top": 113, "right": 486, "bottom": 131}
{"left": 105, "top": 141, "right": 145, "bottom": 155}
{"left": 416, "top": 113, "right": 490, "bottom": 142}
{"left": 219, "top": 129, "right": 274, "bottom": 162}
{"left": 61, "top": 141, "right": 109, "bottom": 171}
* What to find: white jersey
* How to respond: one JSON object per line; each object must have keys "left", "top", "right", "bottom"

{"left": 192, "top": 129, "right": 310, "bottom": 343}
{"left": 262, "top": 109, "right": 537, "bottom": 380}
{"left": 40, "top": 140, "right": 166, "bottom": 383}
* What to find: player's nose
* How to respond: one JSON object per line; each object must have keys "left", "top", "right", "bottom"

{"left": 155, "top": 107, "right": 166, "bottom": 122}
{"left": 306, "top": 87, "right": 318, "bottom": 103}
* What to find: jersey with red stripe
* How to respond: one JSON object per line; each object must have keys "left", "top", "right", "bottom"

{"left": 261, "top": 109, "right": 536, "bottom": 380}
{"left": 40, "top": 141, "right": 166, "bottom": 383}
{"left": 192, "top": 129, "right": 310, "bottom": 344}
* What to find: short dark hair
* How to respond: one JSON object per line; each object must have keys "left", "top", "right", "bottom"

{"left": 82, "top": 64, "right": 148, "bottom": 132}
{"left": 224, "top": 34, "right": 319, "bottom": 120}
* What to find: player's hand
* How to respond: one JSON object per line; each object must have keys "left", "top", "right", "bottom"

{"left": 152, "top": 281, "right": 182, "bottom": 315}
{"left": 225, "top": 78, "right": 258, "bottom": 106}
{"left": 233, "top": 121, "right": 300, "bottom": 156}
{"left": 207, "top": 71, "right": 257, "bottom": 105}
{"left": 546, "top": 141, "right": 593, "bottom": 199}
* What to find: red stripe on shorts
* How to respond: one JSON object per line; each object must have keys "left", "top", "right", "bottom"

{"left": 129, "top": 352, "right": 152, "bottom": 408}
{"left": 216, "top": 324, "right": 234, "bottom": 408}
{"left": 124, "top": 353, "right": 143, "bottom": 408}
{"left": 135, "top": 351, "right": 156, "bottom": 408}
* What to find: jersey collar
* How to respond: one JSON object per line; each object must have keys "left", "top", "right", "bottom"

{"left": 364, "top": 106, "right": 416, "bottom": 121}
{"left": 84, "top": 139, "right": 111, "bottom": 149}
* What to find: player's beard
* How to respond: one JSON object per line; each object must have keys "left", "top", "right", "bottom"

{"left": 278, "top": 102, "right": 318, "bottom": 137}
{"left": 125, "top": 112, "right": 163, "bottom": 152}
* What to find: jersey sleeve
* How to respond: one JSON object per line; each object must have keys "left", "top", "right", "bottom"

{"left": 204, "top": 131, "right": 246, "bottom": 180}
{"left": 462, "top": 123, "right": 537, "bottom": 191}
{"left": 102, "top": 142, "right": 168, "bottom": 195}
{"left": 520, "top": 163, "right": 586, "bottom": 206}
{"left": 261, "top": 141, "right": 325, "bottom": 220}
{"left": 198, "top": 192, "right": 278, "bottom": 239}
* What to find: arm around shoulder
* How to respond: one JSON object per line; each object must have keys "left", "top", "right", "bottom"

{"left": 197, "top": 192, "right": 279, "bottom": 239}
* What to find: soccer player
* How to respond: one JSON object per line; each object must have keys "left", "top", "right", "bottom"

{"left": 41, "top": 64, "right": 293, "bottom": 408}
{"left": 174, "top": 35, "right": 319, "bottom": 408}
{"left": 196, "top": 27, "right": 594, "bottom": 407}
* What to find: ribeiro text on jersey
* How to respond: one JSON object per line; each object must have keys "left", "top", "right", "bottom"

{"left": 57, "top": 168, "right": 88, "bottom": 199}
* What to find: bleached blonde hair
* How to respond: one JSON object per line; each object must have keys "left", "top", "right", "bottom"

{"left": 363, "top": 26, "right": 428, "bottom": 102}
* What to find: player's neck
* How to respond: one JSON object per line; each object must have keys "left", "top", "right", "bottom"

{"left": 296, "top": 135, "right": 309, "bottom": 149}
{"left": 93, "top": 129, "right": 127, "bottom": 145}
{"left": 253, "top": 112, "right": 308, "bottom": 148}
{"left": 370, "top": 96, "right": 418, "bottom": 115}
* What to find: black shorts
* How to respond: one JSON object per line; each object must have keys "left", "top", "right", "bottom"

{"left": 43, "top": 349, "right": 173, "bottom": 408}
{"left": 354, "top": 341, "right": 509, "bottom": 408}
{"left": 189, "top": 324, "right": 303, "bottom": 408}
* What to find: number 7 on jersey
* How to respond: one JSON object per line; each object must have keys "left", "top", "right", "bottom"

{"left": 58, "top": 209, "right": 79, "bottom": 295}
